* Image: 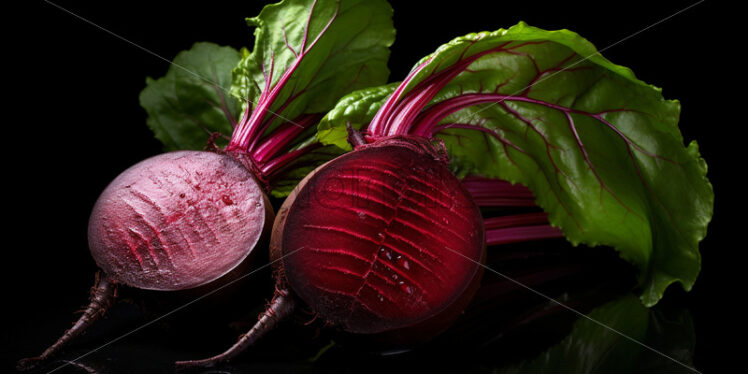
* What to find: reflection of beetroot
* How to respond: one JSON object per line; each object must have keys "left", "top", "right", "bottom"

{"left": 176, "top": 136, "right": 485, "bottom": 369}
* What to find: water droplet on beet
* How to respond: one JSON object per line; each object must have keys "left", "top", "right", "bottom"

{"left": 377, "top": 232, "right": 385, "bottom": 240}
{"left": 385, "top": 251, "right": 392, "bottom": 260}
{"left": 401, "top": 259, "right": 410, "bottom": 270}
{"left": 357, "top": 211, "right": 366, "bottom": 219}
{"left": 399, "top": 282, "right": 412, "bottom": 294}
{"left": 377, "top": 294, "right": 384, "bottom": 302}
{"left": 379, "top": 247, "right": 385, "bottom": 253}
{"left": 392, "top": 273, "right": 398, "bottom": 280}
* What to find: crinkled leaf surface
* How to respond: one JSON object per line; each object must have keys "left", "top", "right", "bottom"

{"left": 317, "top": 23, "right": 713, "bottom": 306}
{"left": 227, "top": 0, "right": 394, "bottom": 197}
{"left": 139, "top": 42, "right": 241, "bottom": 150}
{"left": 317, "top": 82, "right": 399, "bottom": 149}
{"left": 230, "top": 0, "right": 394, "bottom": 133}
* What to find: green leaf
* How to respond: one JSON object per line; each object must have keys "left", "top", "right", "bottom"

{"left": 230, "top": 0, "right": 395, "bottom": 132}
{"left": 437, "top": 25, "right": 712, "bottom": 306}
{"left": 225, "top": 0, "right": 394, "bottom": 197}
{"left": 316, "top": 82, "right": 399, "bottom": 150}
{"left": 139, "top": 42, "right": 241, "bottom": 150}
{"left": 315, "top": 23, "right": 713, "bottom": 306}
{"left": 502, "top": 294, "right": 696, "bottom": 374}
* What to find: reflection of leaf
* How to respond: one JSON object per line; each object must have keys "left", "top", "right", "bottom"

{"left": 306, "top": 340, "right": 336, "bottom": 363}
{"left": 501, "top": 294, "right": 695, "bottom": 374}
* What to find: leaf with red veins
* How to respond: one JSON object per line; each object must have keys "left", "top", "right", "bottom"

{"left": 230, "top": 0, "right": 394, "bottom": 151}
{"left": 323, "top": 22, "right": 712, "bottom": 307}
{"left": 442, "top": 26, "right": 710, "bottom": 307}
{"left": 224, "top": 0, "right": 393, "bottom": 197}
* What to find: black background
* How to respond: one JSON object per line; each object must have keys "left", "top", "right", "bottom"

{"left": 8, "top": 0, "right": 733, "bottom": 373}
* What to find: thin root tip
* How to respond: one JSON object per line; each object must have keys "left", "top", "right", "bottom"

{"left": 16, "top": 357, "right": 43, "bottom": 372}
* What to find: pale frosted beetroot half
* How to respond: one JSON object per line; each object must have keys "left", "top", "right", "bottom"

{"left": 88, "top": 150, "right": 270, "bottom": 290}
{"left": 276, "top": 137, "right": 486, "bottom": 334}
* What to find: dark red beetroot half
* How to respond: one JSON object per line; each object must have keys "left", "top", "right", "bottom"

{"left": 89, "top": 150, "right": 272, "bottom": 290}
{"left": 174, "top": 137, "right": 485, "bottom": 370}
{"left": 275, "top": 136, "right": 485, "bottom": 335}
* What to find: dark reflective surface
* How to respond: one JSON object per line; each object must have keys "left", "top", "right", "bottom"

{"left": 11, "top": 0, "right": 728, "bottom": 373}
{"left": 8, "top": 237, "right": 696, "bottom": 374}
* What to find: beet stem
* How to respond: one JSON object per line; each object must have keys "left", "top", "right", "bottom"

{"left": 346, "top": 122, "right": 367, "bottom": 147}
{"left": 174, "top": 289, "right": 296, "bottom": 370}
{"left": 17, "top": 271, "right": 117, "bottom": 371}
{"left": 260, "top": 142, "right": 322, "bottom": 179}
{"left": 486, "top": 224, "right": 564, "bottom": 246}
{"left": 462, "top": 176, "right": 536, "bottom": 207}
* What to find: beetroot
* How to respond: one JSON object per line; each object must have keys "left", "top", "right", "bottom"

{"left": 175, "top": 136, "right": 486, "bottom": 369}
{"left": 88, "top": 151, "right": 270, "bottom": 291}
{"left": 19, "top": 0, "right": 396, "bottom": 369}
{"left": 277, "top": 137, "right": 485, "bottom": 334}
{"left": 17, "top": 150, "right": 271, "bottom": 371}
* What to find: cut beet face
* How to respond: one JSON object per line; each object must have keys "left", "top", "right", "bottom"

{"left": 88, "top": 151, "right": 270, "bottom": 290}
{"left": 279, "top": 138, "right": 485, "bottom": 334}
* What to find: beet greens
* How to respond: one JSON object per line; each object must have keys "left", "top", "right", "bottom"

{"left": 174, "top": 19, "right": 712, "bottom": 372}
{"left": 319, "top": 22, "right": 713, "bottom": 306}
{"left": 23, "top": 1, "right": 713, "bottom": 371}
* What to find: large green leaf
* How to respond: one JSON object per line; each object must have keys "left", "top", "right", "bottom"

{"left": 317, "top": 22, "right": 713, "bottom": 306}
{"left": 139, "top": 42, "right": 241, "bottom": 150}
{"left": 225, "top": 0, "right": 394, "bottom": 197}
{"left": 230, "top": 0, "right": 394, "bottom": 133}
{"left": 502, "top": 294, "right": 696, "bottom": 373}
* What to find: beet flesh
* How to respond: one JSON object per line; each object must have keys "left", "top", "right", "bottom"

{"left": 274, "top": 137, "right": 485, "bottom": 334}
{"left": 88, "top": 150, "right": 270, "bottom": 290}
